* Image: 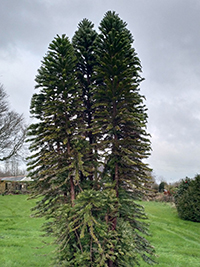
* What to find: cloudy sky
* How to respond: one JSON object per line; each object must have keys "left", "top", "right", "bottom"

{"left": 1, "top": 0, "right": 200, "bottom": 182}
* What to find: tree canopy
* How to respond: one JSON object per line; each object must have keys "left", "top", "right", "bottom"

{"left": 27, "top": 11, "right": 155, "bottom": 266}
{"left": 174, "top": 175, "right": 200, "bottom": 222}
{"left": 0, "top": 84, "right": 26, "bottom": 162}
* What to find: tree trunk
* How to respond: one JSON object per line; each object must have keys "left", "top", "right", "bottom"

{"left": 70, "top": 176, "right": 75, "bottom": 207}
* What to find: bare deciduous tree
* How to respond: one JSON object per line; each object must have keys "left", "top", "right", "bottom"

{"left": 0, "top": 84, "right": 26, "bottom": 161}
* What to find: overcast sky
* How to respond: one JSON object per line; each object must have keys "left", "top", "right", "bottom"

{"left": 1, "top": 0, "right": 200, "bottom": 182}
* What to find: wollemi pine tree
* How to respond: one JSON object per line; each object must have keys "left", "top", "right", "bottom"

{"left": 27, "top": 12, "right": 155, "bottom": 267}
{"left": 93, "top": 11, "right": 154, "bottom": 266}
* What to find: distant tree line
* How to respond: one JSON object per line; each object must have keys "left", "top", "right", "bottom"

{"left": 0, "top": 155, "right": 26, "bottom": 177}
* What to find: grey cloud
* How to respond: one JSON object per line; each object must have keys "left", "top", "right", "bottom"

{"left": 131, "top": 1, "right": 200, "bottom": 88}
{"left": 1, "top": 0, "right": 200, "bottom": 181}
{"left": 150, "top": 98, "right": 200, "bottom": 142}
{"left": 1, "top": 1, "right": 48, "bottom": 50}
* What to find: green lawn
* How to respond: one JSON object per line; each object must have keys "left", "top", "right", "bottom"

{"left": 141, "top": 201, "right": 200, "bottom": 267}
{"left": 0, "top": 195, "right": 55, "bottom": 267}
{"left": 0, "top": 196, "right": 200, "bottom": 266}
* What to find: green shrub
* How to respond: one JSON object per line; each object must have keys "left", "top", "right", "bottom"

{"left": 174, "top": 175, "right": 200, "bottom": 222}
{"left": 158, "top": 181, "right": 165, "bottom": 192}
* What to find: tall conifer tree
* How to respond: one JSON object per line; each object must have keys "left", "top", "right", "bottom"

{"left": 27, "top": 12, "right": 155, "bottom": 267}
{"left": 72, "top": 19, "right": 98, "bottom": 186}
{"left": 93, "top": 11, "right": 154, "bottom": 266}
{"left": 27, "top": 34, "right": 85, "bottom": 214}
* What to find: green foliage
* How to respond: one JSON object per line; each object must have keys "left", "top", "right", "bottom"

{"left": 72, "top": 18, "right": 99, "bottom": 187}
{"left": 51, "top": 189, "right": 119, "bottom": 266}
{"left": 27, "top": 11, "right": 155, "bottom": 266}
{"left": 174, "top": 175, "right": 200, "bottom": 222}
{"left": 158, "top": 181, "right": 165, "bottom": 192}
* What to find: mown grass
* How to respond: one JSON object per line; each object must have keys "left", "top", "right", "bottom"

{"left": 141, "top": 201, "right": 200, "bottom": 267}
{"left": 0, "top": 196, "right": 200, "bottom": 266}
{"left": 0, "top": 195, "right": 55, "bottom": 267}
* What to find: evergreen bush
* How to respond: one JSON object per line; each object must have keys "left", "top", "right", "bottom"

{"left": 158, "top": 181, "right": 165, "bottom": 192}
{"left": 174, "top": 175, "right": 200, "bottom": 222}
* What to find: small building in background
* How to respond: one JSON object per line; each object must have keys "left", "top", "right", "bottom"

{"left": 0, "top": 176, "right": 33, "bottom": 194}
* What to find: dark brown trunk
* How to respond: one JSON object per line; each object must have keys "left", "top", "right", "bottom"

{"left": 108, "top": 163, "right": 119, "bottom": 267}
{"left": 70, "top": 176, "right": 75, "bottom": 207}
{"left": 108, "top": 259, "right": 114, "bottom": 267}
{"left": 107, "top": 100, "right": 119, "bottom": 267}
{"left": 86, "top": 76, "right": 94, "bottom": 183}
{"left": 67, "top": 139, "right": 75, "bottom": 206}
{"left": 114, "top": 162, "right": 119, "bottom": 198}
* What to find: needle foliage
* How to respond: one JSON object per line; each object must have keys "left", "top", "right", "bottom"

{"left": 27, "top": 11, "right": 155, "bottom": 266}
